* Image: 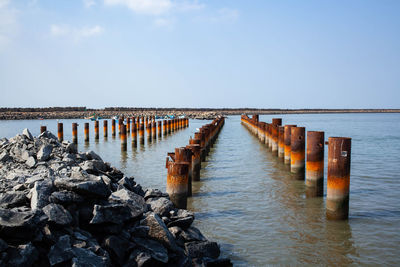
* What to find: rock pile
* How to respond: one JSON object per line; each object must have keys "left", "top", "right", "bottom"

{"left": 0, "top": 129, "right": 231, "bottom": 266}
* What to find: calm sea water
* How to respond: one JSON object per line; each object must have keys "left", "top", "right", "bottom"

{"left": 1, "top": 114, "right": 399, "bottom": 266}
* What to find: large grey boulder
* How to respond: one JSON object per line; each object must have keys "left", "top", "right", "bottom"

{"left": 71, "top": 247, "right": 108, "bottom": 267}
{"left": 37, "top": 145, "right": 52, "bottom": 161}
{"left": 184, "top": 241, "right": 220, "bottom": 259}
{"left": 146, "top": 197, "right": 174, "bottom": 217}
{"left": 7, "top": 242, "right": 39, "bottom": 267}
{"left": 43, "top": 203, "right": 73, "bottom": 226}
{"left": 167, "top": 209, "right": 195, "bottom": 229}
{"left": 133, "top": 237, "right": 169, "bottom": 263}
{"left": 0, "top": 191, "right": 27, "bottom": 209}
{"left": 103, "top": 235, "right": 132, "bottom": 265}
{"left": 141, "top": 213, "right": 179, "bottom": 252}
{"left": 0, "top": 209, "right": 40, "bottom": 242}
{"left": 90, "top": 203, "right": 140, "bottom": 225}
{"left": 22, "top": 129, "right": 33, "bottom": 141}
{"left": 48, "top": 235, "right": 74, "bottom": 266}
{"left": 30, "top": 180, "right": 53, "bottom": 210}
{"left": 54, "top": 177, "right": 111, "bottom": 198}
{"left": 49, "top": 190, "right": 85, "bottom": 205}
{"left": 109, "top": 188, "right": 147, "bottom": 215}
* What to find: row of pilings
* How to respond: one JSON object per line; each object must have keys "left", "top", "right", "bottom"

{"left": 241, "top": 114, "right": 352, "bottom": 220}
{"left": 40, "top": 116, "right": 189, "bottom": 150}
{"left": 165, "top": 117, "right": 225, "bottom": 209}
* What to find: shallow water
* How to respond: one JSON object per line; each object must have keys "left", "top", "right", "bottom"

{"left": 1, "top": 113, "right": 399, "bottom": 266}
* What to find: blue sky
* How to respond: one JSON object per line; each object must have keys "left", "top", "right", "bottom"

{"left": 0, "top": 0, "right": 399, "bottom": 108}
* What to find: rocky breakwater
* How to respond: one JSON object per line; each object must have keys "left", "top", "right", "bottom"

{"left": 0, "top": 129, "right": 231, "bottom": 266}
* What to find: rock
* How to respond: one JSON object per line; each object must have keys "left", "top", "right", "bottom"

{"left": 71, "top": 247, "right": 108, "bottom": 267}
{"left": 86, "top": 151, "right": 102, "bottom": 161}
{"left": 54, "top": 178, "right": 111, "bottom": 198}
{"left": 90, "top": 204, "right": 140, "bottom": 225}
{"left": 141, "top": 213, "right": 179, "bottom": 252}
{"left": 0, "top": 192, "right": 27, "bottom": 209}
{"left": 144, "top": 188, "right": 168, "bottom": 200}
{"left": 118, "top": 176, "right": 136, "bottom": 191}
{"left": 109, "top": 188, "right": 147, "bottom": 215}
{"left": 22, "top": 128, "right": 33, "bottom": 141}
{"left": 184, "top": 241, "right": 220, "bottom": 259}
{"left": 43, "top": 203, "right": 73, "bottom": 226}
{"left": 49, "top": 190, "right": 85, "bottom": 205}
{"left": 180, "top": 226, "right": 207, "bottom": 243}
{"left": 147, "top": 197, "right": 174, "bottom": 217}
{"left": 168, "top": 209, "right": 195, "bottom": 229}
{"left": 0, "top": 209, "right": 39, "bottom": 242}
{"left": 103, "top": 235, "right": 132, "bottom": 265}
{"left": 48, "top": 235, "right": 74, "bottom": 266}
{"left": 127, "top": 250, "right": 154, "bottom": 267}
{"left": 80, "top": 160, "right": 107, "bottom": 173}
{"left": 37, "top": 145, "right": 53, "bottom": 161}
{"left": 31, "top": 180, "right": 53, "bottom": 210}
{"left": 133, "top": 237, "right": 168, "bottom": 263}
{"left": 7, "top": 242, "right": 39, "bottom": 267}
{"left": 65, "top": 143, "right": 77, "bottom": 154}
{"left": 25, "top": 156, "right": 36, "bottom": 168}
{"left": 130, "top": 225, "right": 149, "bottom": 238}
{"left": 0, "top": 151, "right": 9, "bottom": 162}
{"left": 0, "top": 238, "right": 8, "bottom": 252}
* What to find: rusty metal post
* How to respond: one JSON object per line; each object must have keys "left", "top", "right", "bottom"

{"left": 163, "top": 120, "right": 167, "bottom": 135}
{"left": 194, "top": 132, "right": 206, "bottom": 161}
{"left": 112, "top": 119, "right": 116, "bottom": 137}
{"left": 72, "top": 123, "right": 78, "bottom": 144}
{"left": 175, "top": 147, "right": 193, "bottom": 197}
{"left": 265, "top": 123, "right": 270, "bottom": 147}
{"left": 139, "top": 123, "right": 145, "bottom": 145}
{"left": 121, "top": 124, "right": 127, "bottom": 151}
{"left": 118, "top": 118, "right": 123, "bottom": 134}
{"left": 157, "top": 121, "right": 162, "bottom": 137}
{"left": 57, "top": 122, "right": 63, "bottom": 142}
{"left": 126, "top": 118, "right": 130, "bottom": 133}
{"left": 103, "top": 120, "right": 108, "bottom": 138}
{"left": 290, "top": 127, "right": 305, "bottom": 179}
{"left": 131, "top": 123, "right": 137, "bottom": 146}
{"left": 152, "top": 121, "right": 157, "bottom": 139}
{"left": 278, "top": 126, "right": 285, "bottom": 160}
{"left": 166, "top": 161, "right": 189, "bottom": 209}
{"left": 284, "top": 125, "right": 297, "bottom": 165}
{"left": 94, "top": 121, "right": 99, "bottom": 140}
{"left": 40, "top": 126, "right": 47, "bottom": 134}
{"left": 271, "top": 124, "right": 278, "bottom": 156}
{"left": 84, "top": 122, "right": 89, "bottom": 142}
{"left": 146, "top": 121, "right": 152, "bottom": 140}
{"left": 272, "top": 118, "right": 282, "bottom": 126}
{"left": 306, "top": 131, "right": 325, "bottom": 197}
{"left": 187, "top": 144, "right": 201, "bottom": 182}
{"left": 326, "top": 137, "right": 351, "bottom": 220}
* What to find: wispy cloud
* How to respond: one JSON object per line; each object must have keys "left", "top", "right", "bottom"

{"left": 0, "top": 0, "right": 17, "bottom": 51}
{"left": 104, "top": 0, "right": 172, "bottom": 15}
{"left": 50, "top": 25, "right": 104, "bottom": 42}
{"left": 83, "top": 0, "right": 96, "bottom": 8}
{"left": 195, "top": 7, "right": 239, "bottom": 24}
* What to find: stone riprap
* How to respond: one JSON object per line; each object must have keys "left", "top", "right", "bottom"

{"left": 0, "top": 129, "right": 231, "bottom": 266}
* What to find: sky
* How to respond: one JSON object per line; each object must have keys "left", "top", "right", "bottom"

{"left": 0, "top": 0, "right": 399, "bottom": 109}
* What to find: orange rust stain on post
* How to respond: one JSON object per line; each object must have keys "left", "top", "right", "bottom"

{"left": 327, "top": 137, "right": 351, "bottom": 220}
{"left": 187, "top": 144, "right": 201, "bottom": 182}
{"left": 290, "top": 127, "right": 305, "bottom": 179}
{"left": 72, "top": 123, "right": 78, "bottom": 144}
{"left": 111, "top": 119, "right": 116, "bottom": 137}
{"left": 131, "top": 123, "right": 137, "bottom": 146}
{"left": 84, "top": 123, "right": 89, "bottom": 142}
{"left": 284, "top": 125, "right": 296, "bottom": 165}
{"left": 118, "top": 119, "right": 123, "bottom": 134}
{"left": 175, "top": 147, "right": 193, "bottom": 196}
{"left": 158, "top": 121, "right": 162, "bottom": 137}
{"left": 121, "top": 124, "right": 127, "bottom": 151}
{"left": 40, "top": 126, "right": 47, "bottom": 134}
{"left": 152, "top": 121, "right": 157, "bottom": 139}
{"left": 94, "top": 121, "right": 99, "bottom": 140}
{"left": 278, "top": 126, "right": 285, "bottom": 160}
{"left": 126, "top": 118, "right": 130, "bottom": 133}
{"left": 103, "top": 120, "right": 108, "bottom": 138}
{"left": 166, "top": 161, "right": 189, "bottom": 209}
{"left": 57, "top": 123, "right": 63, "bottom": 142}
{"left": 306, "top": 131, "right": 325, "bottom": 197}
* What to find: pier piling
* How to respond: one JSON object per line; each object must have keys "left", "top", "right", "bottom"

{"left": 306, "top": 131, "right": 325, "bottom": 197}
{"left": 84, "top": 123, "right": 89, "bottom": 142}
{"left": 57, "top": 123, "right": 63, "bottom": 142}
{"left": 290, "top": 127, "right": 305, "bottom": 179}
{"left": 72, "top": 123, "right": 78, "bottom": 144}
{"left": 166, "top": 161, "right": 189, "bottom": 209}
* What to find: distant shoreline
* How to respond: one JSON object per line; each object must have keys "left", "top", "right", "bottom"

{"left": 0, "top": 108, "right": 399, "bottom": 120}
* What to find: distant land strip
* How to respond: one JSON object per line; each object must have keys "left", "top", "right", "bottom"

{"left": 0, "top": 107, "right": 399, "bottom": 120}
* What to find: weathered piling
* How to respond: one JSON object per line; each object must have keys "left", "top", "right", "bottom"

{"left": 163, "top": 120, "right": 167, "bottom": 135}
{"left": 94, "top": 121, "right": 99, "bottom": 140}
{"left": 103, "top": 120, "right": 108, "bottom": 138}
{"left": 187, "top": 143, "right": 201, "bottom": 182}
{"left": 72, "top": 123, "right": 78, "bottom": 144}
{"left": 40, "top": 126, "right": 47, "bottom": 134}
{"left": 326, "top": 137, "right": 351, "bottom": 220}
{"left": 284, "top": 125, "right": 297, "bottom": 165}
{"left": 278, "top": 126, "right": 285, "bottom": 160}
{"left": 118, "top": 118, "right": 123, "bottom": 134}
{"left": 84, "top": 122, "right": 89, "bottom": 142}
{"left": 126, "top": 118, "right": 130, "bottom": 133}
{"left": 195, "top": 132, "right": 206, "bottom": 161}
{"left": 290, "top": 127, "right": 306, "bottom": 179}
{"left": 166, "top": 161, "right": 189, "bottom": 209}
{"left": 139, "top": 123, "right": 145, "bottom": 145}
{"left": 175, "top": 147, "right": 193, "bottom": 197}
{"left": 112, "top": 119, "right": 116, "bottom": 137}
{"left": 121, "top": 124, "right": 127, "bottom": 151}
{"left": 131, "top": 123, "right": 137, "bottom": 146}
{"left": 271, "top": 124, "right": 278, "bottom": 156}
{"left": 306, "top": 131, "right": 325, "bottom": 197}
{"left": 57, "top": 122, "right": 63, "bottom": 142}
{"left": 152, "top": 121, "right": 157, "bottom": 139}
{"left": 158, "top": 121, "right": 162, "bottom": 137}
{"left": 146, "top": 122, "right": 152, "bottom": 140}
